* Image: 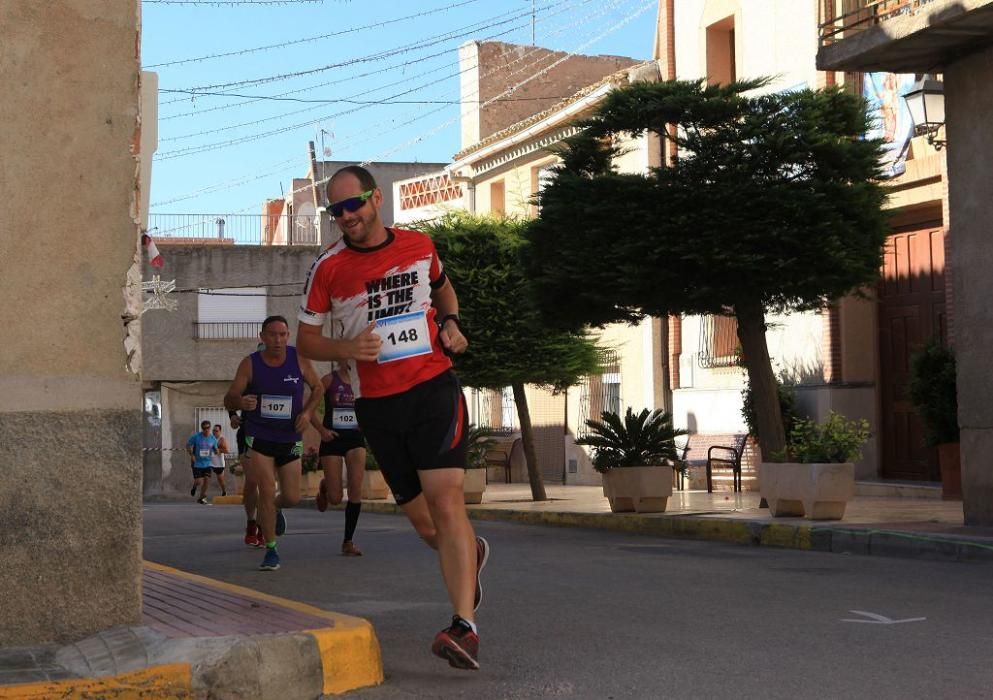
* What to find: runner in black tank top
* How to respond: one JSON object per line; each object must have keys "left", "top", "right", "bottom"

{"left": 311, "top": 364, "right": 367, "bottom": 556}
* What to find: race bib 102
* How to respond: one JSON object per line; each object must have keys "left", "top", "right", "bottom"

{"left": 260, "top": 394, "right": 293, "bottom": 420}
{"left": 376, "top": 310, "right": 432, "bottom": 363}
{"left": 332, "top": 408, "right": 358, "bottom": 430}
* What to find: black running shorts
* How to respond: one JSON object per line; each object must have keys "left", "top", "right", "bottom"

{"left": 246, "top": 436, "right": 303, "bottom": 468}
{"left": 354, "top": 370, "right": 467, "bottom": 505}
{"left": 191, "top": 466, "right": 211, "bottom": 479}
{"left": 319, "top": 430, "right": 365, "bottom": 457}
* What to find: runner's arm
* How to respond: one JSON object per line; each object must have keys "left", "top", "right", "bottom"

{"left": 296, "top": 357, "right": 325, "bottom": 433}
{"left": 296, "top": 320, "right": 381, "bottom": 362}
{"left": 431, "top": 277, "right": 467, "bottom": 354}
{"left": 224, "top": 357, "right": 254, "bottom": 412}
{"left": 310, "top": 374, "right": 332, "bottom": 432}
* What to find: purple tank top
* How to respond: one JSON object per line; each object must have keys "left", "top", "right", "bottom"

{"left": 323, "top": 370, "right": 359, "bottom": 432}
{"left": 245, "top": 346, "right": 305, "bottom": 443}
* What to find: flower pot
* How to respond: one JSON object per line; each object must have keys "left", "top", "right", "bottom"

{"left": 601, "top": 465, "right": 672, "bottom": 513}
{"left": 463, "top": 468, "right": 486, "bottom": 504}
{"left": 760, "top": 462, "right": 854, "bottom": 520}
{"left": 937, "top": 442, "right": 962, "bottom": 501}
{"left": 361, "top": 470, "right": 389, "bottom": 500}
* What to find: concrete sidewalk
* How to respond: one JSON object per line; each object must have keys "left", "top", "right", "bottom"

{"left": 350, "top": 482, "right": 993, "bottom": 562}
{"left": 0, "top": 562, "right": 382, "bottom": 699}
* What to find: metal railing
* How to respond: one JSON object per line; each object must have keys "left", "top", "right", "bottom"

{"left": 193, "top": 321, "right": 263, "bottom": 339}
{"left": 819, "top": 0, "right": 939, "bottom": 45}
{"left": 148, "top": 213, "right": 320, "bottom": 245}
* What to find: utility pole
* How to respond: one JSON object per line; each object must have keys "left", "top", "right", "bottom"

{"left": 531, "top": 0, "right": 536, "bottom": 45}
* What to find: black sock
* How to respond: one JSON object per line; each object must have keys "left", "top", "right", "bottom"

{"left": 344, "top": 501, "right": 362, "bottom": 543}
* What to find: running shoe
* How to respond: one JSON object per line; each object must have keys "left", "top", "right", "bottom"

{"left": 341, "top": 540, "right": 362, "bottom": 556}
{"left": 244, "top": 522, "right": 259, "bottom": 547}
{"left": 474, "top": 536, "right": 490, "bottom": 612}
{"left": 259, "top": 548, "right": 280, "bottom": 571}
{"left": 197, "top": 497, "right": 208, "bottom": 505}
{"left": 190, "top": 485, "right": 197, "bottom": 497}
{"left": 316, "top": 478, "right": 328, "bottom": 512}
{"left": 275, "top": 509, "right": 287, "bottom": 537}
{"left": 431, "top": 616, "right": 479, "bottom": 671}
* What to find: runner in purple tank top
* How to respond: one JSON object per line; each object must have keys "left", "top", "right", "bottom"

{"left": 224, "top": 316, "right": 323, "bottom": 571}
{"left": 311, "top": 363, "right": 367, "bottom": 556}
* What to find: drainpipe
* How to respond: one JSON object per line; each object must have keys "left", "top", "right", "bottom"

{"left": 449, "top": 172, "right": 476, "bottom": 214}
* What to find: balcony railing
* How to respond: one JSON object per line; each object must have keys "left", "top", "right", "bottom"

{"left": 193, "top": 321, "right": 263, "bottom": 340}
{"left": 149, "top": 213, "right": 320, "bottom": 246}
{"left": 819, "top": 0, "right": 940, "bottom": 45}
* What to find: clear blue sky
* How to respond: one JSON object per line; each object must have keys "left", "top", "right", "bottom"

{"left": 142, "top": 0, "right": 658, "bottom": 216}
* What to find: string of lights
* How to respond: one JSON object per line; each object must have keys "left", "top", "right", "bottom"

{"left": 150, "top": 0, "right": 637, "bottom": 210}
{"left": 144, "top": 0, "right": 484, "bottom": 69}
{"left": 154, "top": 0, "right": 603, "bottom": 157}
{"left": 172, "top": 0, "right": 568, "bottom": 93}
{"left": 158, "top": 0, "right": 585, "bottom": 115}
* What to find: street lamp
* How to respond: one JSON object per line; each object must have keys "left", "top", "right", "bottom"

{"left": 903, "top": 76, "right": 946, "bottom": 150}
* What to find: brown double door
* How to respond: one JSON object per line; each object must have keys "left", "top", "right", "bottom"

{"left": 877, "top": 223, "right": 946, "bottom": 481}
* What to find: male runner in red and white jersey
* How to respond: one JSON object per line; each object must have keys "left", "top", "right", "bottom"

{"left": 297, "top": 165, "right": 489, "bottom": 671}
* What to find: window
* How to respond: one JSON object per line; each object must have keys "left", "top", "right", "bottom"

{"left": 490, "top": 180, "right": 505, "bottom": 216}
{"left": 501, "top": 387, "right": 518, "bottom": 430}
{"left": 196, "top": 287, "right": 266, "bottom": 339}
{"left": 698, "top": 314, "right": 740, "bottom": 368}
{"left": 705, "top": 16, "right": 736, "bottom": 86}
{"left": 578, "top": 349, "right": 621, "bottom": 438}
{"left": 532, "top": 163, "right": 557, "bottom": 216}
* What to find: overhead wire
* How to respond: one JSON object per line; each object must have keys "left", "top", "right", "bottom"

{"left": 144, "top": 0, "right": 485, "bottom": 69}
{"left": 173, "top": 1, "right": 569, "bottom": 93}
{"left": 154, "top": 0, "right": 596, "bottom": 157}
{"left": 150, "top": 0, "right": 638, "bottom": 210}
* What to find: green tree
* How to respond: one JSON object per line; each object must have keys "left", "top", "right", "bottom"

{"left": 526, "top": 78, "right": 888, "bottom": 460}
{"left": 418, "top": 212, "right": 603, "bottom": 501}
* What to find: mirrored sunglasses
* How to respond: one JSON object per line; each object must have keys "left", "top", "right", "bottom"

{"left": 329, "top": 190, "right": 373, "bottom": 218}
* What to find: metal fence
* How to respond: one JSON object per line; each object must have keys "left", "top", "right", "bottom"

{"left": 819, "top": 0, "right": 939, "bottom": 44}
{"left": 193, "top": 321, "right": 263, "bottom": 339}
{"left": 148, "top": 213, "right": 320, "bottom": 245}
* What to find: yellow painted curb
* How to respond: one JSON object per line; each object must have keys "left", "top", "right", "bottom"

{"left": 211, "top": 494, "right": 244, "bottom": 505}
{"left": 0, "top": 663, "right": 191, "bottom": 699}
{"left": 142, "top": 562, "right": 384, "bottom": 694}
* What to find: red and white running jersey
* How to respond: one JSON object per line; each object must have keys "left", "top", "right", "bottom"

{"left": 298, "top": 228, "right": 452, "bottom": 398}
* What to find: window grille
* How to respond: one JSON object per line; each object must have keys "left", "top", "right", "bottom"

{"left": 577, "top": 349, "right": 621, "bottom": 438}
{"left": 698, "top": 314, "right": 740, "bottom": 369}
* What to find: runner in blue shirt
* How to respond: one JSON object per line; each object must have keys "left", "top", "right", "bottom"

{"left": 186, "top": 420, "right": 218, "bottom": 504}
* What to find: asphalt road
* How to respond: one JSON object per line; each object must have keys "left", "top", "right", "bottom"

{"left": 143, "top": 502, "right": 993, "bottom": 699}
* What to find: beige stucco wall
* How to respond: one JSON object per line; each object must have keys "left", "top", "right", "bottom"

{"left": 459, "top": 41, "right": 640, "bottom": 150}
{"left": 945, "top": 43, "right": 993, "bottom": 525}
{"left": 675, "top": 0, "right": 819, "bottom": 92}
{"left": 0, "top": 0, "right": 143, "bottom": 645}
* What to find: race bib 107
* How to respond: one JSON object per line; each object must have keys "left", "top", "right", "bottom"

{"left": 260, "top": 394, "right": 293, "bottom": 420}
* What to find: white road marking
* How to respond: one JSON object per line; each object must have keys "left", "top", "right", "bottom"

{"left": 841, "top": 610, "right": 927, "bottom": 625}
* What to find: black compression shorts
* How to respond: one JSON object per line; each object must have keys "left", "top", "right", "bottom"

{"left": 354, "top": 370, "right": 467, "bottom": 505}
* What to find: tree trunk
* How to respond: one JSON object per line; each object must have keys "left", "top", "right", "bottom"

{"left": 512, "top": 382, "right": 548, "bottom": 501}
{"left": 735, "top": 301, "right": 786, "bottom": 461}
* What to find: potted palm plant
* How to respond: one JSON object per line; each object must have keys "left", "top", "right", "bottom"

{"left": 576, "top": 408, "right": 686, "bottom": 513}
{"left": 463, "top": 424, "right": 496, "bottom": 504}
{"left": 361, "top": 450, "right": 389, "bottom": 500}
{"left": 909, "top": 339, "right": 961, "bottom": 500}
{"left": 761, "top": 411, "right": 869, "bottom": 520}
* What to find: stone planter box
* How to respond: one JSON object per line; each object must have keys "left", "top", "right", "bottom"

{"left": 601, "top": 465, "right": 672, "bottom": 513}
{"left": 761, "top": 462, "right": 855, "bottom": 520}
{"left": 300, "top": 471, "right": 323, "bottom": 498}
{"left": 362, "top": 470, "right": 389, "bottom": 500}
{"left": 464, "top": 468, "right": 486, "bottom": 504}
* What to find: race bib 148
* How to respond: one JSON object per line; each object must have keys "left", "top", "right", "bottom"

{"left": 376, "top": 310, "right": 432, "bottom": 363}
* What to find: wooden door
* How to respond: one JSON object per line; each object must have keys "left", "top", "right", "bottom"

{"left": 877, "top": 224, "right": 946, "bottom": 481}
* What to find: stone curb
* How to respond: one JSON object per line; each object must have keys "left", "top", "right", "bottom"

{"left": 0, "top": 565, "right": 383, "bottom": 700}
{"left": 346, "top": 499, "right": 993, "bottom": 563}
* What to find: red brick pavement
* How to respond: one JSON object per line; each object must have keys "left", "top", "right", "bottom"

{"left": 142, "top": 564, "right": 330, "bottom": 639}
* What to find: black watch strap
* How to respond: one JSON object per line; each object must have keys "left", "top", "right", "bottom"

{"left": 439, "top": 313, "right": 461, "bottom": 330}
